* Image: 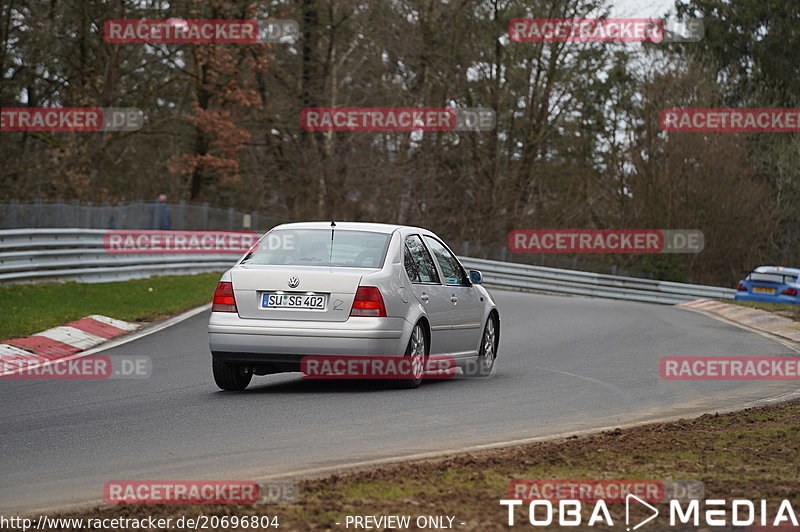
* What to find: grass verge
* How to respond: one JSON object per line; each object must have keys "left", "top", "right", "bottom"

{"left": 0, "top": 273, "right": 220, "bottom": 339}
{"left": 50, "top": 398, "right": 800, "bottom": 531}
{"left": 721, "top": 299, "right": 800, "bottom": 323}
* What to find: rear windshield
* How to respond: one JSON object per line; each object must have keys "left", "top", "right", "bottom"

{"left": 748, "top": 272, "right": 797, "bottom": 284}
{"left": 240, "top": 229, "right": 391, "bottom": 268}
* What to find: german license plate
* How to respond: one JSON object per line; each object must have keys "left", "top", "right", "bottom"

{"left": 752, "top": 286, "right": 775, "bottom": 294}
{"left": 262, "top": 293, "right": 326, "bottom": 309}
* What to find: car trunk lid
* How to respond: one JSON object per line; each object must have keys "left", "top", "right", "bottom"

{"left": 230, "top": 265, "right": 371, "bottom": 321}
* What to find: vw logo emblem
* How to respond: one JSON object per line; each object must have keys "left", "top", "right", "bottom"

{"left": 287, "top": 276, "right": 300, "bottom": 288}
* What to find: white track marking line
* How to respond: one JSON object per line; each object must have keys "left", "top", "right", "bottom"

{"left": 530, "top": 366, "right": 637, "bottom": 402}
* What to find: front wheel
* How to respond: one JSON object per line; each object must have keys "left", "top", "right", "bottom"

{"left": 466, "top": 316, "right": 498, "bottom": 377}
{"left": 212, "top": 358, "right": 252, "bottom": 391}
{"left": 391, "top": 323, "right": 427, "bottom": 389}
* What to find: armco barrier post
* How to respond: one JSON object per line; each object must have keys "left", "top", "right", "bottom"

{"left": 33, "top": 199, "right": 42, "bottom": 228}
{"left": 9, "top": 200, "right": 18, "bottom": 227}
{"left": 101, "top": 201, "right": 110, "bottom": 229}
{"left": 55, "top": 199, "right": 66, "bottom": 227}
{"left": 70, "top": 199, "right": 79, "bottom": 227}
{"left": 176, "top": 200, "right": 186, "bottom": 230}
{"left": 201, "top": 203, "right": 209, "bottom": 230}
{"left": 82, "top": 201, "right": 92, "bottom": 227}
{"left": 134, "top": 200, "right": 145, "bottom": 229}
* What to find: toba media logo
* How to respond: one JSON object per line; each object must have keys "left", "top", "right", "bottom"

{"left": 501, "top": 479, "right": 797, "bottom": 529}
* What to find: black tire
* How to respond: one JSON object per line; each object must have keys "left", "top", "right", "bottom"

{"left": 390, "top": 322, "right": 427, "bottom": 389}
{"left": 212, "top": 357, "right": 252, "bottom": 391}
{"left": 465, "top": 315, "right": 498, "bottom": 377}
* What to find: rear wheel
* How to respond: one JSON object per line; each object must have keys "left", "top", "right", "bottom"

{"left": 212, "top": 358, "right": 252, "bottom": 391}
{"left": 391, "top": 323, "right": 427, "bottom": 389}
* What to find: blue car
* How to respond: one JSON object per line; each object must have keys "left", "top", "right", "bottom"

{"left": 735, "top": 266, "right": 800, "bottom": 305}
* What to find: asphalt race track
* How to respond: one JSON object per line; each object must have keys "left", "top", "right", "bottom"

{"left": 2, "top": 290, "right": 798, "bottom": 514}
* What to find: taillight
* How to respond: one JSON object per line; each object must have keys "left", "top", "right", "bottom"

{"left": 212, "top": 282, "right": 237, "bottom": 312}
{"left": 737, "top": 284, "right": 747, "bottom": 291}
{"left": 350, "top": 286, "right": 387, "bottom": 317}
{"left": 781, "top": 288, "right": 798, "bottom": 296}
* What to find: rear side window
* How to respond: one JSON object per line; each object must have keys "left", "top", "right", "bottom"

{"left": 241, "top": 229, "right": 390, "bottom": 268}
{"left": 404, "top": 235, "right": 440, "bottom": 283}
{"left": 423, "top": 235, "right": 469, "bottom": 286}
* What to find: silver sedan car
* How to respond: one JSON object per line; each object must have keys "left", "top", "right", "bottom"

{"left": 208, "top": 222, "right": 499, "bottom": 390}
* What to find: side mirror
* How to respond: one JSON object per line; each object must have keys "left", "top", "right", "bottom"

{"left": 469, "top": 270, "right": 482, "bottom": 284}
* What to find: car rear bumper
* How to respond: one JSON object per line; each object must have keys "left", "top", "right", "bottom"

{"left": 208, "top": 313, "right": 412, "bottom": 358}
{"left": 734, "top": 293, "right": 800, "bottom": 305}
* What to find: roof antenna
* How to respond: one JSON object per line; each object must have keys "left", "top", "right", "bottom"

{"left": 329, "top": 208, "right": 336, "bottom": 263}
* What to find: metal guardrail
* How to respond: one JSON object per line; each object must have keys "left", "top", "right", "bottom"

{"left": 458, "top": 257, "right": 736, "bottom": 304}
{"left": 0, "top": 229, "right": 237, "bottom": 284}
{"left": 0, "top": 229, "right": 736, "bottom": 304}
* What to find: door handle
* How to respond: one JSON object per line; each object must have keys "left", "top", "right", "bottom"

{"left": 450, "top": 295, "right": 458, "bottom": 303}
{"left": 420, "top": 293, "right": 429, "bottom": 302}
